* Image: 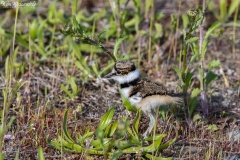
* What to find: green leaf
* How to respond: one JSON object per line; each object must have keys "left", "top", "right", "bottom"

{"left": 157, "top": 132, "right": 177, "bottom": 150}
{"left": 189, "top": 53, "right": 199, "bottom": 64}
{"left": 109, "top": 120, "right": 118, "bottom": 137}
{"left": 38, "top": 147, "right": 45, "bottom": 160}
{"left": 32, "top": 42, "right": 47, "bottom": 57}
{"left": 172, "top": 66, "right": 183, "bottom": 83}
{"left": 60, "top": 84, "right": 74, "bottom": 99}
{"left": 29, "top": 20, "right": 37, "bottom": 40}
{"left": 193, "top": 113, "right": 202, "bottom": 122}
{"left": 228, "top": 0, "right": 240, "bottom": 16}
{"left": 97, "top": 107, "right": 114, "bottom": 131}
{"left": 133, "top": 109, "right": 141, "bottom": 137}
{"left": 191, "top": 88, "right": 202, "bottom": 98}
{"left": 205, "top": 71, "right": 218, "bottom": 87}
{"left": 114, "top": 140, "right": 135, "bottom": 150}
{"left": 186, "top": 37, "right": 199, "bottom": 44}
{"left": 69, "top": 76, "right": 78, "bottom": 95}
{"left": 120, "top": 88, "right": 137, "bottom": 112}
{"left": 14, "top": 149, "right": 19, "bottom": 160}
{"left": 15, "top": 34, "right": 29, "bottom": 48}
{"left": 185, "top": 71, "right": 193, "bottom": 89}
{"left": 143, "top": 134, "right": 166, "bottom": 152}
{"left": 113, "top": 35, "right": 127, "bottom": 57}
{"left": 208, "top": 60, "right": 220, "bottom": 71}
{"left": 72, "top": 16, "right": 83, "bottom": 35}
{"left": 182, "top": 14, "right": 189, "bottom": 29}
{"left": 207, "top": 124, "right": 218, "bottom": 131}
{"left": 133, "top": 0, "right": 141, "bottom": 12}
{"left": 189, "top": 97, "right": 199, "bottom": 117}
{"left": 79, "top": 129, "right": 94, "bottom": 145}
{"left": 111, "top": 151, "right": 123, "bottom": 160}
{"left": 205, "top": 22, "right": 221, "bottom": 39}
{"left": 220, "top": 0, "right": 227, "bottom": 21}
{"left": 154, "top": 23, "right": 163, "bottom": 37}
{"left": 63, "top": 109, "right": 74, "bottom": 143}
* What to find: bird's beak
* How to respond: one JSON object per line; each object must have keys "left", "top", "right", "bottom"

{"left": 104, "top": 72, "right": 115, "bottom": 78}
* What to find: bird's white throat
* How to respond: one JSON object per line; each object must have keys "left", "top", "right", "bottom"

{"left": 112, "top": 69, "right": 140, "bottom": 84}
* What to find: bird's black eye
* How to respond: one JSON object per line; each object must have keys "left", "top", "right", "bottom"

{"left": 116, "top": 70, "right": 121, "bottom": 75}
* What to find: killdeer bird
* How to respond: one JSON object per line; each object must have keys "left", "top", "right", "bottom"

{"left": 104, "top": 60, "right": 183, "bottom": 138}
{"left": 64, "top": 29, "right": 183, "bottom": 137}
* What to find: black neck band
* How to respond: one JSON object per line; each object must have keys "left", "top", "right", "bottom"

{"left": 120, "top": 78, "right": 139, "bottom": 88}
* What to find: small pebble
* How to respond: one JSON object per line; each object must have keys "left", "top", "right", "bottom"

{"left": 227, "top": 89, "right": 234, "bottom": 95}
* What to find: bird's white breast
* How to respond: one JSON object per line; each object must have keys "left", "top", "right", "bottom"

{"left": 121, "top": 86, "right": 142, "bottom": 105}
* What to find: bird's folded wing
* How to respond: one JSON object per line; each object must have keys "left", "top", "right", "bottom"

{"left": 129, "top": 78, "right": 169, "bottom": 98}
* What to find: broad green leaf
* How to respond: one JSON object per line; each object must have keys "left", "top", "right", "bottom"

{"left": 97, "top": 107, "right": 114, "bottom": 131}
{"left": 185, "top": 71, "right": 193, "bottom": 89}
{"left": 191, "top": 88, "right": 202, "bottom": 98}
{"left": 228, "top": 0, "right": 240, "bottom": 16}
{"left": 182, "top": 14, "right": 189, "bottom": 29}
{"left": 186, "top": 37, "right": 199, "bottom": 44}
{"left": 205, "top": 71, "right": 218, "bottom": 87}
{"left": 208, "top": 60, "right": 220, "bottom": 71}
{"left": 37, "top": 20, "right": 47, "bottom": 49}
{"left": 109, "top": 120, "right": 118, "bottom": 137}
{"left": 63, "top": 110, "right": 74, "bottom": 143}
{"left": 220, "top": 0, "right": 227, "bottom": 21}
{"left": 189, "top": 97, "right": 199, "bottom": 117}
{"left": 38, "top": 147, "right": 45, "bottom": 160}
{"left": 29, "top": 20, "right": 37, "bottom": 40}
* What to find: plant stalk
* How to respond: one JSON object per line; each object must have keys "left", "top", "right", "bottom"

{"left": 199, "top": 0, "right": 208, "bottom": 117}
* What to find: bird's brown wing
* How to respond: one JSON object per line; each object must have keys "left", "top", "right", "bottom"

{"left": 129, "top": 78, "right": 169, "bottom": 98}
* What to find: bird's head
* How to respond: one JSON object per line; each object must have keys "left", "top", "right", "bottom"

{"left": 104, "top": 60, "right": 139, "bottom": 84}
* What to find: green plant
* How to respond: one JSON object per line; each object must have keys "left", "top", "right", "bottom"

{"left": 172, "top": 6, "right": 221, "bottom": 120}
{"left": 60, "top": 75, "right": 81, "bottom": 99}
{"left": 47, "top": 107, "right": 177, "bottom": 159}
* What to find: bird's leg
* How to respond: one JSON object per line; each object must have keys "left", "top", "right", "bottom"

{"left": 143, "top": 109, "right": 156, "bottom": 138}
